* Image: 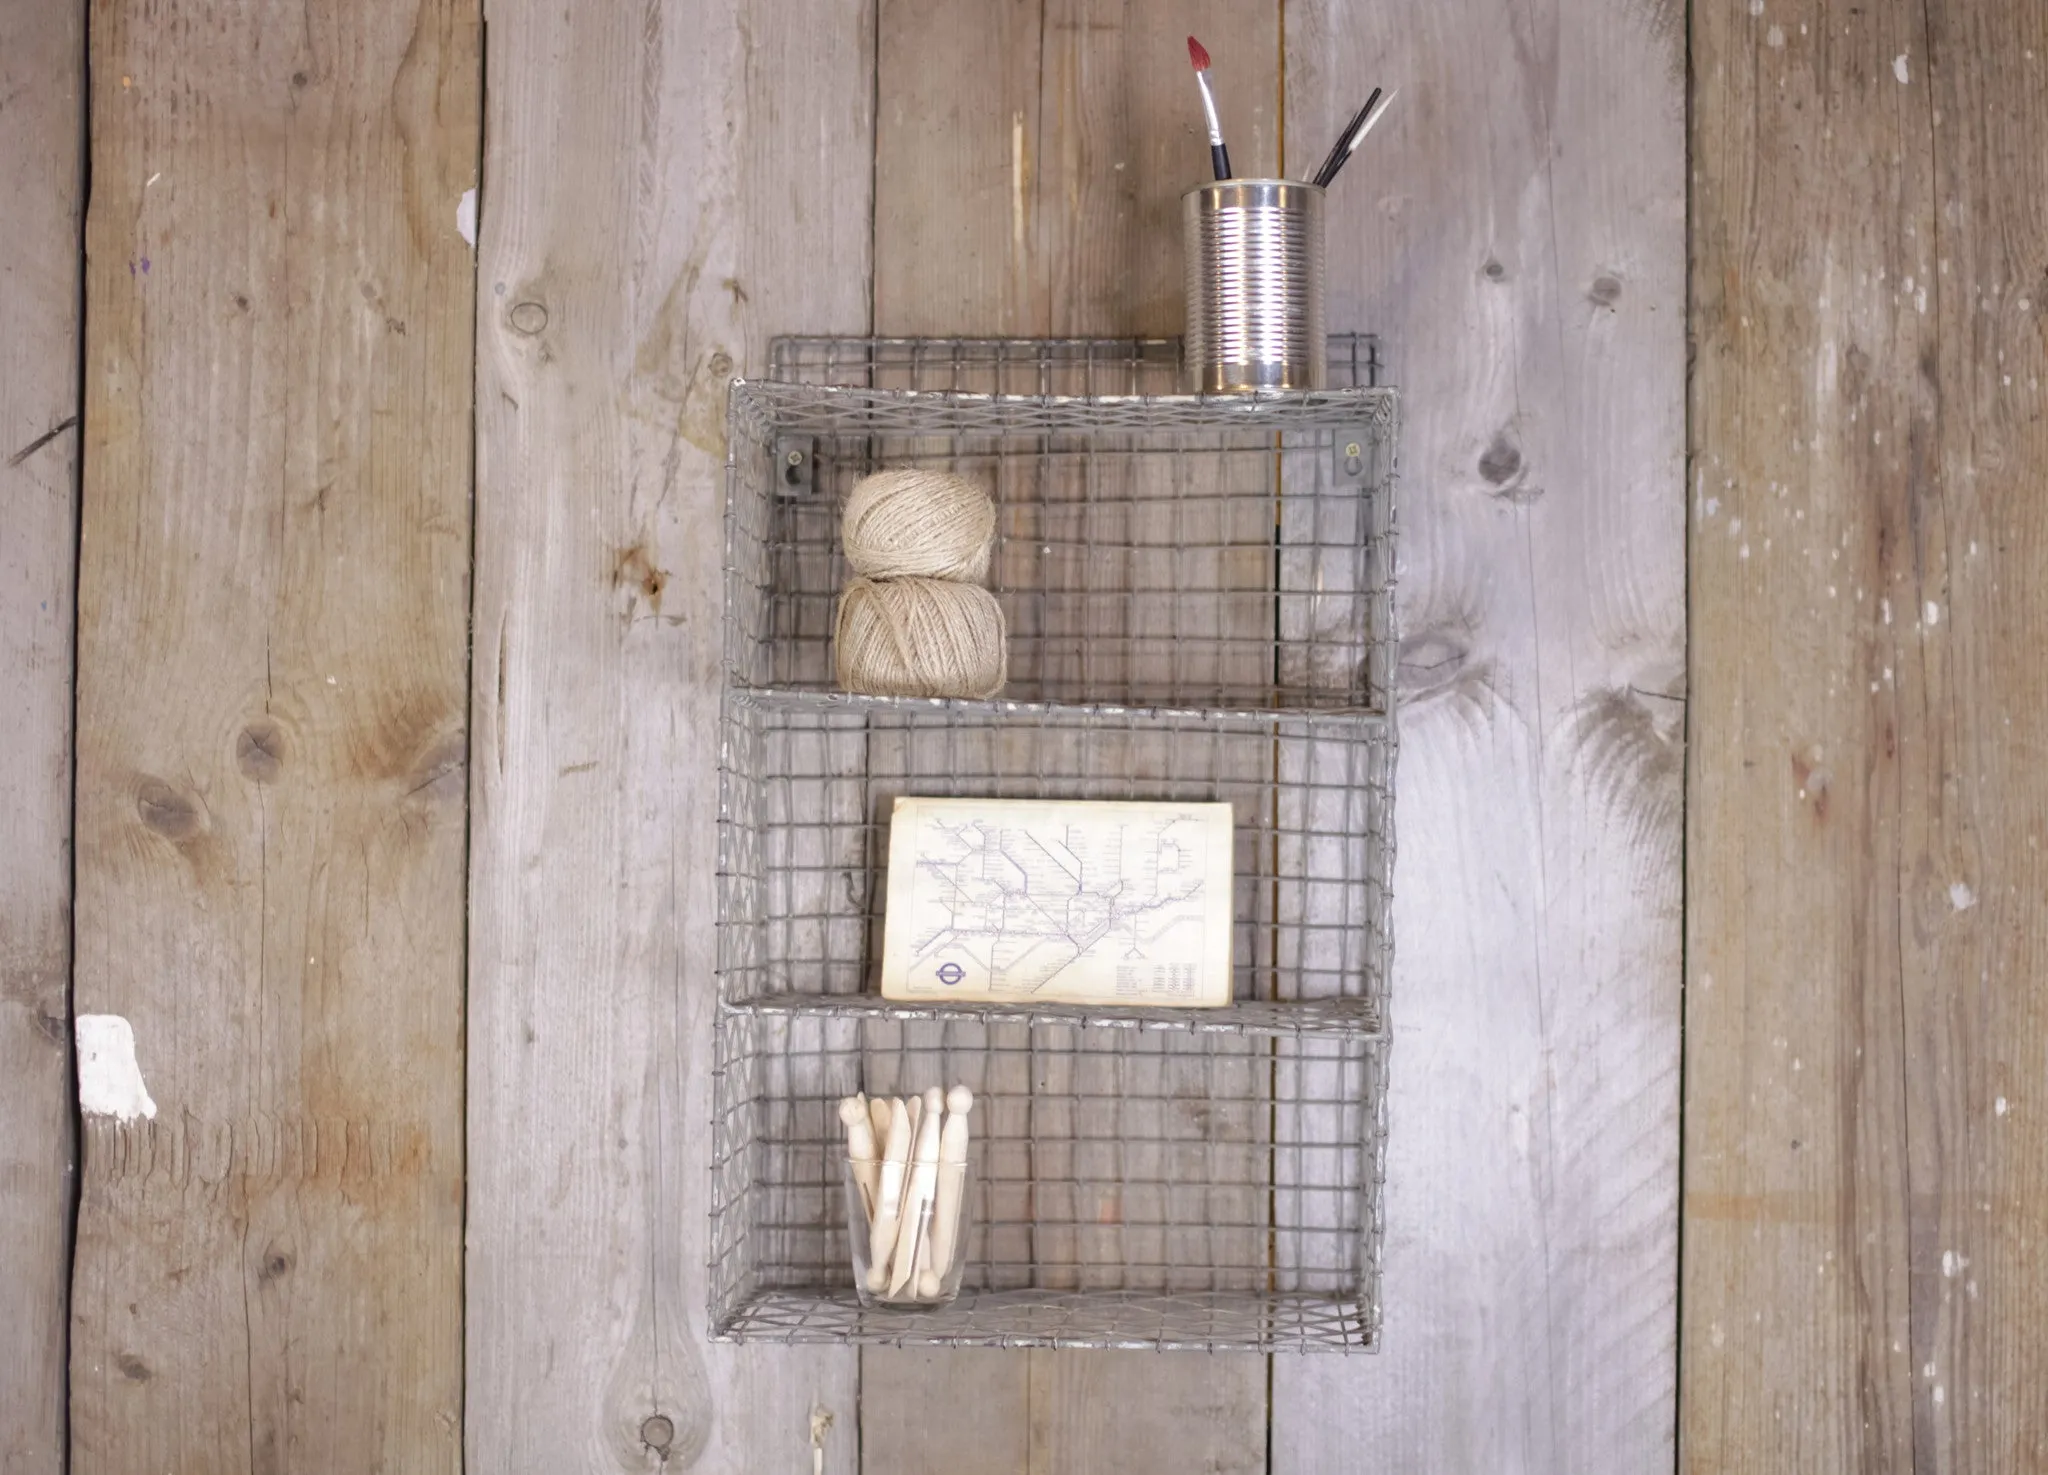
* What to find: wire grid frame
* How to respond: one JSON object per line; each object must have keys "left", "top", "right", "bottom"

{"left": 710, "top": 337, "right": 1398, "bottom": 1351}
{"left": 708, "top": 1009, "right": 1384, "bottom": 1351}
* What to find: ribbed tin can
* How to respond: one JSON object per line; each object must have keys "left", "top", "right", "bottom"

{"left": 1182, "top": 179, "right": 1326, "bottom": 393}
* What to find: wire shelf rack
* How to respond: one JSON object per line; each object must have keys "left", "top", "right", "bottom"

{"left": 710, "top": 337, "right": 1398, "bottom": 1352}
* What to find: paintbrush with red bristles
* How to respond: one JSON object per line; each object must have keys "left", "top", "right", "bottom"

{"left": 1186, "top": 36, "right": 1231, "bottom": 180}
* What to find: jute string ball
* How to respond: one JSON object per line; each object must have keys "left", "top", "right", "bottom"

{"left": 835, "top": 577, "right": 1008, "bottom": 700}
{"left": 841, "top": 469, "right": 997, "bottom": 582}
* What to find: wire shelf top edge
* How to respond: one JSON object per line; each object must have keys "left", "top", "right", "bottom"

{"left": 727, "top": 378, "right": 1400, "bottom": 441}
{"left": 724, "top": 685, "right": 1394, "bottom": 729}
{"left": 717, "top": 993, "right": 1385, "bottom": 1040}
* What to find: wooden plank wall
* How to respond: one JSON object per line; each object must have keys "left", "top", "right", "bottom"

{"left": 14, "top": 0, "right": 2048, "bottom": 1469}
{"left": 1685, "top": 0, "right": 2048, "bottom": 1469}
{"left": 67, "top": 4, "right": 479, "bottom": 1471}
{"left": 0, "top": 6, "right": 82, "bottom": 1472}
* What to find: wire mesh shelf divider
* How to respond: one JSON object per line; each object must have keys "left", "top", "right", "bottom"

{"left": 710, "top": 336, "right": 1398, "bottom": 1352}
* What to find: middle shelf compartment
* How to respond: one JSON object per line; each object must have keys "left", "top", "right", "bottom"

{"left": 717, "top": 688, "right": 1393, "bottom": 1032}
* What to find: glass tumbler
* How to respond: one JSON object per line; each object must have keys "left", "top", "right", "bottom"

{"left": 846, "top": 1156, "right": 971, "bottom": 1309}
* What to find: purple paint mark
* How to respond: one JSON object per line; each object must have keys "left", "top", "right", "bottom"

{"left": 140, "top": 258, "right": 151, "bottom": 273}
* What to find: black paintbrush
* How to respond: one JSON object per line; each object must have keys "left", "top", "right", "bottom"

{"left": 1314, "top": 88, "right": 1397, "bottom": 189}
{"left": 1309, "top": 88, "right": 1381, "bottom": 188}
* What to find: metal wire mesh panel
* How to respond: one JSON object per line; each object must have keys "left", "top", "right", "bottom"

{"left": 709, "top": 337, "right": 1398, "bottom": 1352}
{"left": 707, "top": 1008, "right": 1383, "bottom": 1351}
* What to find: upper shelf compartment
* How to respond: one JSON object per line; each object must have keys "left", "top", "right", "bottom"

{"left": 722, "top": 337, "right": 1398, "bottom": 716}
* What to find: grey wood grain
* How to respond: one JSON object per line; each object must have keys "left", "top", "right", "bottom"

{"left": 464, "top": 0, "right": 871, "bottom": 1468}
{"left": 67, "top": 3, "right": 480, "bottom": 1470}
{"left": 1274, "top": 1, "right": 1686, "bottom": 1470}
{"left": 1684, "top": 0, "right": 2048, "bottom": 1468}
{"left": 0, "top": 5, "right": 81, "bottom": 1471}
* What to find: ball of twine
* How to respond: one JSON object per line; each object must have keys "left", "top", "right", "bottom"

{"left": 841, "top": 469, "right": 997, "bottom": 582}
{"left": 835, "top": 577, "right": 1008, "bottom": 700}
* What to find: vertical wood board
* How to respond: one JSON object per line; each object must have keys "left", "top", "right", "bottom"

{"left": 863, "top": 4, "right": 1277, "bottom": 1470}
{"left": 1275, "top": 0, "right": 1686, "bottom": 1469}
{"left": 0, "top": 5, "right": 83, "bottom": 1472}
{"left": 1684, "top": 0, "right": 2048, "bottom": 1468}
{"left": 68, "top": 3, "right": 480, "bottom": 1471}
{"left": 464, "top": 0, "right": 872, "bottom": 1468}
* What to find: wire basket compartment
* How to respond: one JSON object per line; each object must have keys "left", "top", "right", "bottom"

{"left": 717, "top": 692, "right": 1391, "bottom": 1029}
{"left": 724, "top": 337, "right": 1395, "bottom": 714}
{"left": 708, "top": 1009, "right": 1384, "bottom": 1351}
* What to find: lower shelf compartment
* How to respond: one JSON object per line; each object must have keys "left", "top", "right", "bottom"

{"left": 713, "top": 1287, "right": 1376, "bottom": 1353}
{"left": 707, "top": 1010, "right": 1386, "bottom": 1353}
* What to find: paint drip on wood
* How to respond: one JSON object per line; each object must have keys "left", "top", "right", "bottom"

{"left": 76, "top": 1014, "right": 158, "bottom": 1121}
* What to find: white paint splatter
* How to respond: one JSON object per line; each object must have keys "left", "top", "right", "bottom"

{"left": 1951, "top": 882, "right": 1977, "bottom": 911}
{"left": 1925, "top": 1361, "right": 1937, "bottom": 1378}
{"left": 1925, "top": 600, "right": 1941, "bottom": 626}
{"left": 1934, "top": 1386, "right": 1946, "bottom": 1407}
{"left": 1767, "top": 24, "right": 1785, "bottom": 47}
{"left": 1748, "top": 0, "right": 1764, "bottom": 13}
{"left": 1894, "top": 54, "right": 1911, "bottom": 83}
{"left": 76, "top": 1015, "right": 157, "bottom": 1122}
{"left": 456, "top": 188, "right": 478, "bottom": 247}
{"left": 1997, "top": 1096, "right": 2009, "bottom": 1116}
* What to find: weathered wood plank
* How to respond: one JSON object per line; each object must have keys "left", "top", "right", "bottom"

{"left": 1683, "top": 2, "right": 2048, "bottom": 1468}
{"left": 67, "top": 3, "right": 480, "bottom": 1471}
{"left": 0, "top": 5, "right": 82, "bottom": 1471}
{"left": 464, "top": 0, "right": 871, "bottom": 1468}
{"left": 864, "top": 4, "right": 1276, "bottom": 1468}
{"left": 1274, "top": 1, "right": 1685, "bottom": 1469}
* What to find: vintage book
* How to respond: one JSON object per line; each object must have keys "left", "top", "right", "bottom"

{"left": 879, "top": 796, "right": 1235, "bottom": 1007}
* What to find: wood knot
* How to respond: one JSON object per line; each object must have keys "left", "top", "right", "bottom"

{"left": 1482, "top": 258, "right": 1507, "bottom": 282}
{"left": 1478, "top": 433, "right": 1523, "bottom": 486}
{"left": 237, "top": 719, "right": 287, "bottom": 782}
{"left": 116, "top": 1354, "right": 152, "bottom": 1382}
{"left": 509, "top": 301, "right": 549, "bottom": 335}
{"left": 615, "top": 543, "right": 669, "bottom": 616}
{"left": 640, "top": 1414, "right": 675, "bottom": 1451}
{"left": 136, "top": 778, "right": 203, "bottom": 842}
{"left": 1588, "top": 274, "right": 1624, "bottom": 307}
{"left": 1396, "top": 630, "right": 1472, "bottom": 701}
{"left": 258, "top": 1250, "right": 295, "bottom": 1284}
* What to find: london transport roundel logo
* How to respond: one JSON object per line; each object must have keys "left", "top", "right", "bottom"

{"left": 936, "top": 962, "right": 965, "bottom": 986}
